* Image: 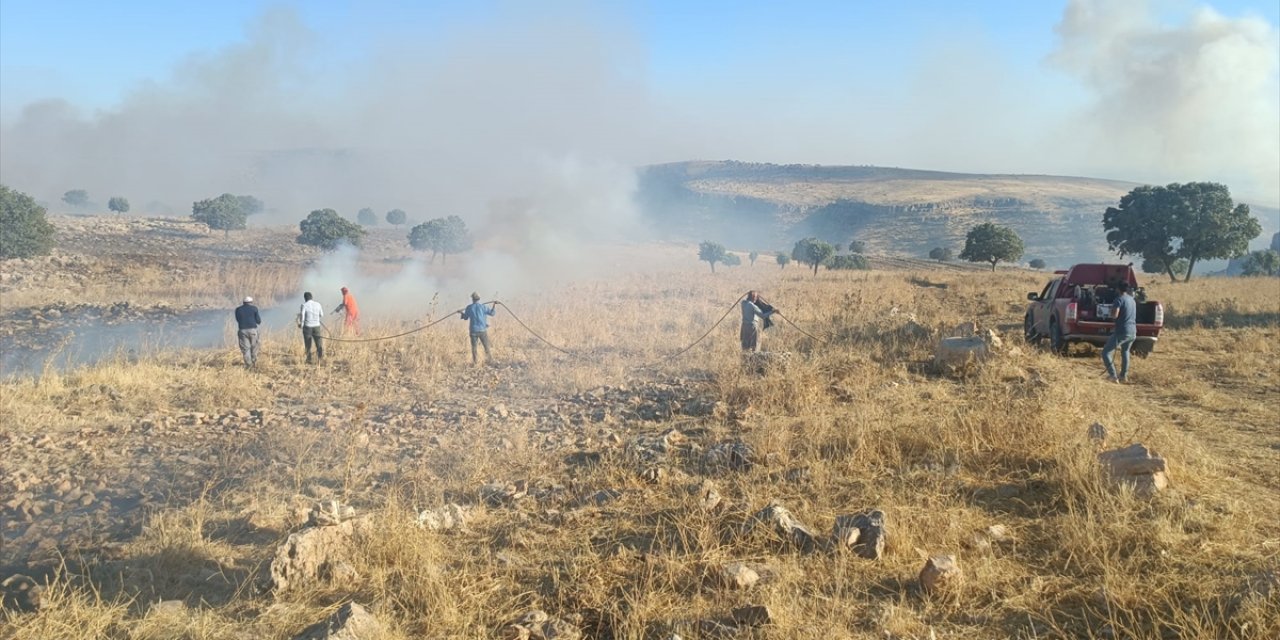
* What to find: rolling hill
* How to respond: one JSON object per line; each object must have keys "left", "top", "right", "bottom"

{"left": 635, "top": 161, "right": 1279, "bottom": 269}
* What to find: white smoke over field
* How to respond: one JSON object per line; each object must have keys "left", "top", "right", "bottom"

{"left": 1051, "top": 0, "right": 1280, "bottom": 205}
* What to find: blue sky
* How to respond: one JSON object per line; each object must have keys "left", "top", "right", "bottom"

{"left": 1, "top": 0, "right": 1278, "bottom": 206}
{"left": 3, "top": 0, "right": 1275, "bottom": 116}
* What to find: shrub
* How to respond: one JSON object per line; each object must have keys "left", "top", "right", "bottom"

{"left": 1, "top": 185, "right": 56, "bottom": 259}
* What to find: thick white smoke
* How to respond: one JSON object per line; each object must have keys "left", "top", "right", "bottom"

{"left": 1051, "top": 0, "right": 1280, "bottom": 206}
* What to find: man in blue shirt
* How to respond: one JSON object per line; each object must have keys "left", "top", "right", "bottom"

{"left": 741, "top": 290, "right": 775, "bottom": 352}
{"left": 234, "top": 296, "right": 262, "bottom": 368}
{"left": 1101, "top": 281, "right": 1138, "bottom": 383}
{"left": 460, "top": 292, "right": 497, "bottom": 365}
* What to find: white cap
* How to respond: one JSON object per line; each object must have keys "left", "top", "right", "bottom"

{"left": 243, "top": 296, "right": 253, "bottom": 303}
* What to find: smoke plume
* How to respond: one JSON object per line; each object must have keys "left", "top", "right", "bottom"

{"left": 1051, "top": 0, "right": 1280, "bottom": 205}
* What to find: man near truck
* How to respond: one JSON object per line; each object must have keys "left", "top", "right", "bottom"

{"left": 1101, "top": 281, "right": 1137, "bottom": 383}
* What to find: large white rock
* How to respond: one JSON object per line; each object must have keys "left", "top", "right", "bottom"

{"left": 934, "top": 336, "right": 991, "bottom": 369}
{"left": 1098, "top": 443, "right": 1169, "bottom": 495}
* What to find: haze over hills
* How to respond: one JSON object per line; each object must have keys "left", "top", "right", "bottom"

{"left": 635, "top": 161, "right": 1280, "bottom": 269}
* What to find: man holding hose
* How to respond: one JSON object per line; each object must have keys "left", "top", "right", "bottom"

{"left": 460, "top": 292, "right": 497, "bottom": 365}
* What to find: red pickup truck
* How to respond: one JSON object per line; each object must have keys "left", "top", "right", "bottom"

{"left": 1024, "top": 264, "right": 1164, "bottom": 356}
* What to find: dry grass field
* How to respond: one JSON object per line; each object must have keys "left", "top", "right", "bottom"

{"left": 1, "top": 217, "right": 1278, "bottom": 639}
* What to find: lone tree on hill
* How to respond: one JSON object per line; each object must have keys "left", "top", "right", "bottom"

{"left": 191, "top": 193, "right": 248, "bottom": 237}
{"left": 749, "top": 250, "right": 759, "bottom": 266}
{"left": 108, "top": 196, "right": 130, "bottom": 215}
{"left": 1241, "top": 250, "right": 1280, "bottom": 277}
{"left": 357, "top": 207, "right": 377, "bottom": 226}
{"left": 1, "top": 185, "right": 56, "bottom": 259}
{"left": 792, "top": 237, "right": 836, "bottom": 276}
{"left": 236, "top": 195, "right": 264, "bottom": 217}
{"left": 62, "top": 189, "right": 89, "bottom": 208}
{"left": 1104, "top": 182, "right": 1260, "bottom": 283}
{"left": 297, "top": 209, "right": 366, "bottom": 250}
{"left": 409, "top": 215, "right": 472, "bottom": 263}
{"left": 386, "top": 209, "right": 407, "bottom": 226}
{"left": 776, "top": 253, "right": 791, "bottom": 269}
{"left": 929, "top": 247, "right": 953, "bottom": 262}
{"left": 847, "top": 240, "right": 866, "bottom": 254}
{"left": 1029, "top": 258, "right": 1046, "bottom": 269}
{"left": 698, "top": 241, "right": 728, "bottom": 272}
{"left": 960, "top": 223, "right": 1024, "bottom": 271}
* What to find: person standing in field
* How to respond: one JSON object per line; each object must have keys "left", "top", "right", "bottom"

{"left": 234, "top": 296, "right": 262, "bottom": 368}
{"left": 334, "top": 286, "right": 360, "bottom": 335}
{"left": 460, "top": 292, "right": 497, "bottom": 365}
{"left": 740, "top": 290, "right": 774, "bottom": 352}
{"left": 297, "top": 291, "right": 325, "bottom": 364}
{"left": 1101, "top": 281, "right": 1137, "bottom": 383}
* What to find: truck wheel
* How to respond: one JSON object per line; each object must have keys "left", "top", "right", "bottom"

{"left": 1050, "top": 320, "right": 1068, "bottom": 356}
{"left": 1024, "top": 314, "right": 1042, "bottom": 344}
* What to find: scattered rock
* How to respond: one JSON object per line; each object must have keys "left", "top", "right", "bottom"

{"left": 640, "top": 467, "right": 666, "bottom": 484}
{"left": 293, "top": 602, "right": 384, "bottom": 640}
{"left": 1098, "top": 443, "right": 1168, "bottom": 495}
{"left": 730, "top": 604, "right": 773, "bottom": 627}
{"left": 480, "top": 481, "right": 527, "bottom": 506}
{"left": 835, "top": 510, "right": 887, "bottom": 559}
{"left": 696, "top": 480, "right": 723, "bottom": 512}
{"left": 705, "top": 441, "right": 757, "bottom": 472}
{"left": 717, "top": 562, "right": 760, "bottom": 590}
{"left": 919, "top": 555, "right": 962, "bottom": 594}
{"left": 269, "top": 517, "right": 372, "bottom": 593}
{"left": 502, "top": 609, "right": 583, "bottom": 640}
{"left": 1, "top": 574, "right": 42, "bottom": 613}
{"left": 934, "top": 336, "right": 991, "bottom": 370}
{"left": 416, "top": 503, "right": 469, "bottom": 531}
{"left": 308, "top": 500, "right": 357, "bottom": 527}
{"left": 749, "top": 501, "right": 819, "bottom": 552}
{"left": 1088, "top": 422, "right": 1108, "bottom": 445}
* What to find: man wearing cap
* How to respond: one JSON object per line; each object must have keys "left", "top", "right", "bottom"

{"left": 297, "top": 291, "right": 325, "bottom": 364}
{"left": 1101, "top": 281, "right": 1137, "bottom": 383}
{"left": 234, "top": 296, "right": 262, "bottom": 368}
{"left": 459, "top": 292, "right": 497, "bottom": 365}
{"left": 334, "top": 286, "right": 360, "bottom": 335}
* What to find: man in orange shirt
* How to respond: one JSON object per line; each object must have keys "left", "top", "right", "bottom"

{"left": 334, "top": 286, "right": 361, "bottom": 335}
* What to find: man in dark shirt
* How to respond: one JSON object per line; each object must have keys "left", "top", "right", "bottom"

{"left": 1101, "top": 282, "right": 1138, "bottom": 383}
{"left": 234, "top": 296, "right": 262, "bottom": 368}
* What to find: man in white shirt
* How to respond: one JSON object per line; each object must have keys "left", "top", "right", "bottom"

{"left": 297, "top": 291, "right": 325, "bottom": 363}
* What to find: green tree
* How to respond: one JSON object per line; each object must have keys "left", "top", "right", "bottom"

{"left": 748, "top": 250, "right": 759, "bottom": 266}
{"left": 722, "top": 253, "right": 742, "bottom": 267}
{"left": 792, "top": 237, "right": 836, "bottom": 276}
{"left": 847, "top": 240, "right": 866, "bottom": 254}
{"left": 408, "top": 215, "right": 471, "bottom": 263}
{"left": 929, "top": 247, "right": 953, "bottom": 262}
{"left": 824, "top": 254, "right": 869, "bottom": 270}
{"left": 62, "top": 189, "right": 89, "bottom": 208}
{"left": 107, "top": 196, "right": 130, "bottom": 215}
{"left": 1241, "top": 250, "right": 1280, "bottom": 277}
{"left": 297, "top": 208, "right": 366, "bottom": 250}
{"left": 776, "top": 253, "right": 790, "bottom": 269}
{"left": 191, "top": 193, "right": 247, "bottom": 237}
{"left": 1104, "top": 182, "right": 1260, "bottom": 282}
{"left": 698, "top": 241, "right": 728, "bottom": 272}
{"left": 356, "top": 207, "right": 377, "bottom": 226}
{"left": 1028, "top": 258, "right": 1046, "bottom": 269}
{"left": 386, "top": 209, "right": 407, "bottom": 226}
{"left": 1141, "top": 256, "right": 1187, "bottom": 278}
{"left": 236, "top": 195, "right": 264, "bottom": 216}
{"left": 959, "top": 223, "right": 1024, "bottom": 271}
{"left": 1, "top": 185, "right": 56, "bottom": 259}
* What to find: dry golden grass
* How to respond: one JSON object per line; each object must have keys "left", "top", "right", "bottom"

{"left": 2, "top": 250, "right": 1278, "bottom": 639}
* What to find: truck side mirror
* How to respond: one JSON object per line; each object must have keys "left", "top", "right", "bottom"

{"left": 1027, "top": 292, "right": 1039, "bottom": 301}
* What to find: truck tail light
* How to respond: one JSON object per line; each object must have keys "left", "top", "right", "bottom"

{"left": 1154, "top": 303, "right": 1163, "bottom": 326}
{"left": 1065, "top": 302, "right": 1077, "bottom": 324}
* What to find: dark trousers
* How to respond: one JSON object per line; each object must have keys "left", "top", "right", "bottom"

{"left": 470, "top": 331, "right": 492, "bottom": 363}
{"left": 302, "top": 325, "right": 324, "bottom": 362}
